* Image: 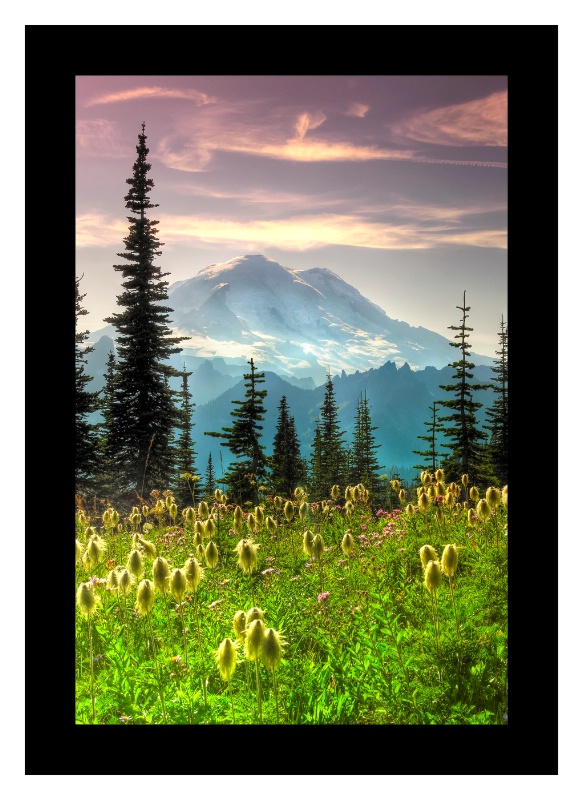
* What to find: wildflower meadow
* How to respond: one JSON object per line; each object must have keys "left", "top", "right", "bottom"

{"left": 75, "top": 475, "right": 508, "bottom": 725}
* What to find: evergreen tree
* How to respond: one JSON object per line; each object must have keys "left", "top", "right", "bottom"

{"left": 412, "top": 401, "right": 447, "bottom": 473}
{"left": 439, "top": 291, "right": 491, "bottom": 485}
{"left": 269, "top": 395, "right": 306, "bottom": 498}
{"left": 75, "top": 276, "right": 100, "bottom": 494}
{"left": 484, "top": 316, "right": 509, "bottom": 486}
{"left": 350, "top": 392, "right": 383, "bottom": 500}
{"left": 95, "top": 349, "right": 118, "bottom": 499}
{"left": 173, "top": 368, "right": 198, "bottom": 508}
{"left": 317, "top": 372, "right": 347, "bottom": 495}
{"left": 309, "top": 420, "right": 326, "bottom": 500}
{"left": 205, "top": 358, "right": 269, "bottom": 506}
{"left": 103, "top": 124, "right": 186, "bottom": 503}
{"left": 203, "top": 452, "right": 217, "bottom": 500}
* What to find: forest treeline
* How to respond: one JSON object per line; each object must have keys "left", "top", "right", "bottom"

{"left": 76, "top": 125, "right": 508, "bottom": 512}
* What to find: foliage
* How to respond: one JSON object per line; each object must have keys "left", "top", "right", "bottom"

{"left": 75, "top": 472, "right": 508, "bottom": 725}
{"left": 484, "top": 317, "right": 509, "bottom": 486}
{"left": 75, "top": 276, "right": 100, "bottom": 492}
{"left": 349, "top": 392, "right": 384, "bottom": 502}
{"left": 310, "top": 373, "right": 347, "bottom": 496}
{"left": 269, "top": 395, "right": 307, "bottom": 499}
{"left": 172, "top": 370, "right": 198, "bottom": 507}
{"left": 439, "top": 292, "right": 492, "bottom": 485}
{"left": 205, "top": 358, "right": 269, "bottom": 505}
{"left": 102, "top": 124, "right": 187, "bottom": 503}
{"left": 412, "top": 401, "right": 447, "bottom": 473}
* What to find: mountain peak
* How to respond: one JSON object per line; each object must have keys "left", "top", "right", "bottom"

{"left": 163, "top": 253, "right": 477, "bottom": 380}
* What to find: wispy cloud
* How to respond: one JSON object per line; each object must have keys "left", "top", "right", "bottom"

{"left": 77, "top": 208, "right": 506, "bottom": 253}
{"left": 346, "top": 102, "right": 369, "bottom": 118}
{"left": 85, "top": 86, "right": 218, "bottom": 107}
{"left": 76, "top": 119, "right": 126, "bottom": 156}
{"left": 389, "top": 90, "right": 507, "bottom": 148}
{"left": 294, "top": 111, "right": 327, "bottom": 140}
{"left": 76, "top": 213, "right": 128, "bottom": 247}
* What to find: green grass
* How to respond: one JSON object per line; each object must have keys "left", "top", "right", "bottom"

{"left": 75, "top": 484, "right": 508, "bottom": 725}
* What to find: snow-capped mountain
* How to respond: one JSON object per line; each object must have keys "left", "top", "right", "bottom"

{"left": 166, "top": 254, "right": 491, "bottom": 382}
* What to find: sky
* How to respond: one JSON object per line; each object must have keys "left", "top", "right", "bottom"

{"left": 75, "top": 75, "right": 507, "bottom": 358}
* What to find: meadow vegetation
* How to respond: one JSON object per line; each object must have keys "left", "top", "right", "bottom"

{"left": 75, "top": 474, "right": 508, "bottom": 725}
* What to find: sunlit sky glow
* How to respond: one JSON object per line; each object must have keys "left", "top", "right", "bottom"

{"left": 76, "top": 75, "right": 507, "bottom": 357}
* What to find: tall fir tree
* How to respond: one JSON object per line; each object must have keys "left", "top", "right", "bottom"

{"left": 309, "top": 420, "right": 326, "bottom": 500}
{"left": 439, "top": 291, "right": 491, "bottom": 485}
{"left": 203, "top": 452, "right": 217, "bottom": 500}
{"left": 172, "top": 368, "right": 198, "bottom": 508}
{"left": 412, "top": 401, "right": 447, "bottom": 473}
{"left": 75, "top": 276, "right": 100, "bottom": 494}
{"left": 310, "top": 372, "right": 346, "bottom": 497}
{"left": 270, "top": 395, "right": 306, "bottom": 498}
{"left": 484, "top": 316, "right": 509, "bottom": 486}
{"left": 103, "top": 124, "right": 186, "bottom": 503}
{"left": 95, "top": 349, "right": 119, "bottom": 498}
{"left": 349, "top": 392, "right": 383, "bottom": 500}
{"left": 205, "top": 358, "right": 269, "bottom": 506}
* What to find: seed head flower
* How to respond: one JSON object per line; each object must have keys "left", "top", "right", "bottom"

{"left": 418, "top": 491, "right": 431, "bottom": 515}
{"left": 85, "top": 536, "right": 106, "bottom": 568}
{"left": 138, "top": 537, "right": 157, "bottom": 560}
{"left": 75, "top": 539, "right": 82, "bottom": 563}
{"left": 312, "top": 533, "right": 325, "bottom": 561}
{"left": 284, "top": 501, "right": 294, "bottom": 522}
{"left": 77, "top": 581, "right": 100, "bottom": 616}
{"left": 185, "top": 507, "right": 196, "bottom": 526}
{"left": 501, "top": 485, "right": 508, "bottom": 508}
{"left": 399, "top": 489, "right": 406, "bottom": 505}
{"left": 441, "top": 544, "right": 459, "bottom": 578}
{"left": 169, "top": 568, "right": 187, "bottom": 603}
{"left": 424, "top": 560, "right": 441, "bottom": 592}
{"left": 299, "top": 501, "right": 309, "bottom": 521}
{"left": 126, "top": 549, "right": 144, "bottom": 579}
{"left": 107, "top": 568, "right": 120, "bottom": 593}
{"left": 273, "top": 496, "right": 283, "bottom": 511}
{"left": 476, "top": 498, "right": 490, "bottom": 522}
{"left": 469, "top": 486, "right": 480, "bottom": 502}
{"left": 245, "top": 618, "right": 265, "bottom": 661}
{"left": 341, "top": 532, "right": 354, "bottom": 556}
{"left": 205, "top": 517, "right": 216, "bottom": 538}
{"left": 245, "top": 607, "right": 265, "bottom": 626}
{"left": 216, "top": 637, "right": 239, "bottom": 681}
{"left": 461, "top": 473, "right": 469, "bottom": 487}
{"left": 419, "top": 544, "right": 439, "bottom": 570}
{"left": 118, "top": 568, "right": 133, "bottom": 596}
{"left": 435, "top": 469, "right": 445, "bottom": 483}
{"left": 266, "top": 516, "right": 277, "bottom": 535}
{"left": 303, "top": 529, "right": 314, "bottom": 557}
{"left": 136, "top": 579, "right": 155, "bottom": 615}
{"left": 331, "top": 485, "right": 340, "bottom": 500}
{"left": 406, "top": 503, "right": 415, "bottom": 517}
{"left": 255, "top": 506, "right": 264, "bottom": 528}
{"left": 198, "top": 501, "right": 209, "bottom": 520}
{"left": 184, "top": 556, "right": 205, "bottom": 591}
{"left": 205, "top": 540, "right": 219, "bottom": 569}
{"left": 486, "top": 486, "right": 502, "bottom": 510}
{"left": 236, "top": 538, "right": 258, "bottom": 574}
{"left": 233, "top": 505, "right": 244, "bottom": 534}
{"left": 233, "top": 610, "right": 247, "bottom": 642}
{"left": 152, "top": 556, "right": 170, "bottom": 592}
{"left": 262, "top": 628, "right": 286, "bottom": 670}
